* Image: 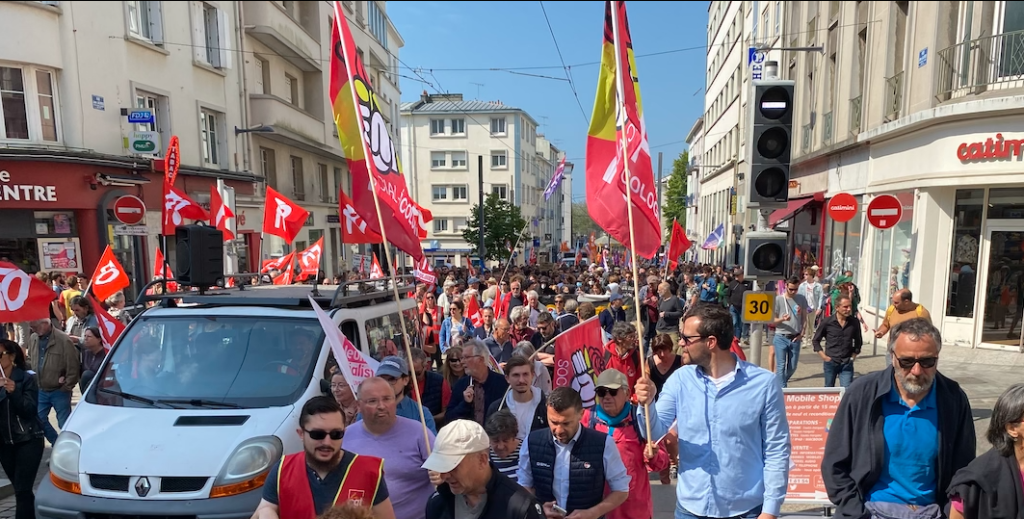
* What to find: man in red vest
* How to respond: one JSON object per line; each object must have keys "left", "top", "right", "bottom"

{"left": 253, "top": 396, "right": 396, "bottom": 519}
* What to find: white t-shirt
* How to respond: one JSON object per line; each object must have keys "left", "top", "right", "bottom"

{"left": 506, "top": 387, "right": 541, "bottom": 440}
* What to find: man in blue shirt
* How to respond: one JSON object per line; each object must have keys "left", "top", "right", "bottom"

{"left": 635, "top": 303, "right": 791, "bottom": 519}
{"left": 821, "top": 318, "right": 975, "bottom": 519}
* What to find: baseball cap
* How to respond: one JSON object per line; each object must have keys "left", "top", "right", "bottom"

{"left": 375, "top": 356, "right": 408, "bottom": 378}
{"left": 421, "top": 420, "right": 490, "bottom": 473}
{"left": 610, "top": 293, "right": 623, "bottom": 302}
{"left": 596, "top": 369, "right": 628, "bottom": 389}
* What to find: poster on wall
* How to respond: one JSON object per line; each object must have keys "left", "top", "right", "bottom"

{"left": 38, "top": 238, "right": 83, "bottom": 272}
{"left": 53, "top": 214, "right": 71, "bottom": 234}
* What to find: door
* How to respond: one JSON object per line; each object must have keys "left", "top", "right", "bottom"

{"left": 977, "top": 224, "right": 1024, "bottom": 352}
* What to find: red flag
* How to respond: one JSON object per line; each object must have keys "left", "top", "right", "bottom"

{"left": 329, "top": 5, "right": 427, "bottom": 261}
{"left": 667, "top": 219, "right": 691, "bottom": 271}
{"left": 262, "top": 251, "right": 295, "bottom": 274}
{"left": 273, "top": 255, "right": 295, "bottom": 285}
{"left": 465, "top": 295, "right": 483, "bottom": 328}
{"left": 90, "top": 246, "right": 130, "bottom": 302}
{"left": 162, "top": 183, "right": 209, "bottom": 236}
{"left": 413, "top": 256, "right": 436, "bottom": 285}
{"left": 369, "top": 254, "right": 384, "bottom": 279}
{"left": 263, "top": 187, "right": 309, "bottom": 244}
{"left": 0, "top": 262, "right": 55, "bottom": 322}
{"left": 150, "top": 248, "right": 177, "bottom": 293}
{"left": 297, "top": 238, "right": 324, "bottom": 281}
{"left": 552, "top": 317, "right": 606, "bottom": 408}
{"left": 210, "top": 185, "right": 235, "bottom": 241}
{"left": 339, "top": 190, "right": 382, "bottom": 244}
{"left": 585, "top": 1, "right": 662, "bottom": 259}
{"left": 164, "top": 135, "right": 180, "bottom": 186}
{"left": 88, "top": 295, "right": 125, "bottom": 350}
{"left": 466, "top": 257, "right": 476, "bottom": 278}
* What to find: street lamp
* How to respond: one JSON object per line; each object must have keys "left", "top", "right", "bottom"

{"left": 234, "top": 124, "right": 275, "bottom": 136}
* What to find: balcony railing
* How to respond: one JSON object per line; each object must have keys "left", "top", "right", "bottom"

{"left": 801, "top": 122, "right": 813, "bottom": 154}
{"left": 935, "top": 29, "right": 1024, "bottom": 102}
{"left": 849, "top": 96, "right": 862, "bottom": 135}
{"left": 884, "top": 71, "right": 904, "bottom": 121}
{"left": 822, "top": 111, "right": 834, "bottom": 145}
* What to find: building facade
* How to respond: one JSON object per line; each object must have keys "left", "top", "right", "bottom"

{"left": 685, "top": 116, "right": 704, "bottom": 262}
{"left": 400, "top": 93, "right": 554, "bottom": 265}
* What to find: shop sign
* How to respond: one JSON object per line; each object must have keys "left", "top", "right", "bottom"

{"left": 784, "top": 388, "right": 844, "bottom": 504}
{"left": 113, "top": 224, "right": 148, "bottom": 236}
{"left": 0, "top": 170, "right": 58, "bottom": 202}
{"left": 956, "top": 133, "right": 1024, "bottom": 162}
{"left": 129, "top": 131, "right": 161, "bottom": 154}
{"left": 827, "top": 193, "right": 858, "bottom": 223}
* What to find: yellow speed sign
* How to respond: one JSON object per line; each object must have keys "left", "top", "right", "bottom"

{"left": 743, "top": 291, "right": 775, "bottom": 323}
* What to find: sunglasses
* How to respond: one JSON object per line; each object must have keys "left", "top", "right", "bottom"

{"left": 449, "top": 357, "right": 462, "bottom": 363}
{"left": 304, "top": 428, "right": 344, "bottom": 441}
{"left": 895, "top": 356, "right": 938, "bottom": 370}
{"left": 596, "top": 387, "right": 620, "bottom": 398}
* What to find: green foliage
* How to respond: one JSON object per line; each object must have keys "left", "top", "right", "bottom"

{"left": 663, "top": 150, "right": 689, "bottom": 239}
{"left": 463, "top": 193, "right": 528, "bottom": 261}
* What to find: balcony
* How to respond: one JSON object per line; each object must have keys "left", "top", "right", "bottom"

{"left": 883, "top": 71, "right": 904, "bottom": 121}
{"left": 250, "top": 95, "right": 325, "bottom": 145}
{"left": 0, "top": 1, "right": 62, "bottom": 69}
{"left": 801, "top": 122, "right": 813, "bottom": 154}
{"left": 244, "top": 2, "right": 321, "bottom": 72}
{"left": 935, "top": 29, "right": 1024, "bottom": 102}
{"left": 822, "top": 111, "right": 834, "bottom": 146}
{"left": 849, "top": 96, "right": 862, "bottom": 135}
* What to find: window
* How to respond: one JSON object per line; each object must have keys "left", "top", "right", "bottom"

{"left": 431, "top": 185, "right": 447, "bottom": 201}
{"left": 431, "top": 151, "right": 446, "bottom": 169}
{"left": 946, "top": 189, "right": 984, "bottom": 318}
{"left": 491, "top": 150, "right": 507, "bottom": 168}
{"left": 366, "top": 0, "right": 387, "bottom": 49}
{"left": 284, "top": 74, "right": 298, "bottom": 105}
{"left": 127, "top": 1, "right": 163, "bottom": 43}
{"left": 451, "top": 151, "right": 467, "bottom": 168}
{"left": 254, "top": 55, "right": 269, "bottom": 95}
{"left": 134, "top": 92, "right": 159, "bottom": 132}
{"left": 762, "top": 11, "right": 769, "bottom": 41}
{"left": 261, "top": 147, "right": 277, "bottom": 189}
{"left": 333, "top": 166, "right": 343, "bottom": 198}
{"left": 491, "top": 184, "right": 508, "bottom": 200}
{"left": 451, "top": 118, "right": 465, "bottom": 134}
{"left": 868, "top": 192, "right": 914, "bottom": 310}
{"left": 490, "top": 117, "right": 506, "bottom": 135}
{"left": 430, "top": 119, "right": 444, "bottom": 135}
{"left": 192, "top": 2, "right": 231, "bottom": 69}
{"left": 318, "top": 164, "right": 329, "bottom": 202}
{"left": 1, "top": 66, "right": 59, "bottom": 142}
{"left": 452, "top": 217, "right": 467, "bottom": 232}
{"left": 452, "top": 186, "right": 468, "bottom": 201}
{"left": 36, "top": 71, "right": 56, "bottom": 142}
{"left": 199, "top": 108, "right": 220, "bottom": 165}
{"left": 433, "top": 219, "right": 448, "bottom": 233}
{"left": 775, "top": 1, "right": 781, "bottom": 36}
{"left": 291, "top": 156, "right": 305, "bottom": 200}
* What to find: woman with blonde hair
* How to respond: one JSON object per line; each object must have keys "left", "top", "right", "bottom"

{"left": 441, "top": 345, "right": 465, "bottom": 388}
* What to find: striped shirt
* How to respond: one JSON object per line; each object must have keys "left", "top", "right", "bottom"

{"left": 489, "top": 440, "right": 521, "bottom": 483}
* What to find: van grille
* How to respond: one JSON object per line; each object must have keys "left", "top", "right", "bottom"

{"left": 88, "top": 475, "right": 208, "bottom": 494}
{"left": 90, "top": 475, "right": 129, "bottom": 492}
{"left": 161, "top": 477, "right": 208, "bottom": 493}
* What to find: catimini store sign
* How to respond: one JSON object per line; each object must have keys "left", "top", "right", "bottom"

{"left": 956, "top": 134, "right": 1024, "bottom": 162}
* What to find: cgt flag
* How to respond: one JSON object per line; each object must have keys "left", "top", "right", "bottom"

{"left": 553, "top": 317, "right": 606, "bottom": 409}
{"left": 585, "top": 1, "right": 662, "bottom": 259}
{"left": 0, "top": 262, "right": 55, "bottom": 322}
{"left": 329, "top": 2, "right": 427, "bottom": 261}
{"left": 667, "top": 219, "right": 691, "bottom": 271}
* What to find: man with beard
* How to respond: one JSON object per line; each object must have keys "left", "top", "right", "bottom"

{"left": 821, "top": 318, "right": 975, "bottom": 519}
{"left": 254, "top": 396, "right": 394, "bottom": 519}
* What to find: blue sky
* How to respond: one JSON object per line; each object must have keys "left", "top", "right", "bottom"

{"left": 388, "top": 0, "right": 709, "bottom": 201}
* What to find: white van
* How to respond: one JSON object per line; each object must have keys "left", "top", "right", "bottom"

{"left": 35, "top": 283, "right": 418, "bottom": 519}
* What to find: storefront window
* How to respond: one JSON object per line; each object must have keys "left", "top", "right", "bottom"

{"left": 34, "top": 211, "right": 76, "bottom": 236}
{"left": 868, "top": 192, "right": 914, "bottom": 309}
{"left": 825, "top": 196, "right": 863, "bottom": 282}
{"left": 988, "top": 187, "right": 1024, "bottom": 219}
{"left": 945, "top": 189, "right": 984, "bottom": 318}
{"left": 869, "top": 226, "right": 893, "bottom": 309}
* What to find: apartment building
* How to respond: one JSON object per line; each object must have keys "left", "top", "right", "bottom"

{"left": 684, "top": 116, "right": 704, "bottom": 261}
{"left": 400, "top": 93, "right": 559, "bottom": 265}
{"left": 768, "top": 0, "right": 1024, "bottom": 354}
{"left": 243, "top": 0, "right": 403, "bottom": 278}
{"left": 0, "top": 0, "right": 258, "bottom": 299}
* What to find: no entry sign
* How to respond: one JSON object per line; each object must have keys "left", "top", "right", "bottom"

{"left": 113, "top": 195, "right": 147, "bottom": 225}
{"left": 827, "top": 193, "right": 858, "bottom": 223}
{"left": 867, "top": 195, "right": 902, "bottom": 230}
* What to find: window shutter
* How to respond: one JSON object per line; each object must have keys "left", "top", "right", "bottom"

{"left": 148, "top": 2, "right": 164, "bottom": 44}
{"left": 217, "top": 8, "right": 232, "bottom": 69}
{"left": 254, "top": 58, "right": 264, "bottom": 94}
{"left": 190, "top": 1, "right": 206, "bottom": 63}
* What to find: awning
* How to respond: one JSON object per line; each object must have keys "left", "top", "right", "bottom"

{"left": 769, "top": 198, "right": 815, "bottom": 227}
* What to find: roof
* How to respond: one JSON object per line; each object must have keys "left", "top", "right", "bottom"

{"left": 401, "top": 96, "right": 539, "bottom": 126}
{"left": 135, "top": 277, "right": 416, "bottom": 311}
{"left": 685, "top": 117, "right": 704, "bottom": 144}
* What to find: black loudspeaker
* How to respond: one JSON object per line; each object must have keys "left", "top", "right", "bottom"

{"left": 175, "top": 224, "right": 224, "bottom": 287}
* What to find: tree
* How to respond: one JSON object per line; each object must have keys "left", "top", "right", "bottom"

{"left": 463, "top": 193, "right": 528, "bottom": 261}
{"left": 662, "top": 150, "right": 689, "bottom": 240}
{"left": 571, "top": 202, "right": 601, "bottom": 243}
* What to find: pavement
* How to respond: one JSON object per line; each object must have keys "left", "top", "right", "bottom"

{"left": 0, "top": 345, "right": 1019, "bottom": 519}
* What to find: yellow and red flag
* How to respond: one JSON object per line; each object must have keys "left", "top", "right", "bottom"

{"left": 585, "top": 1, "right": 662, "bottom": 259}
{"left": 328, "top": 2, "right": 426, "bottom": 261}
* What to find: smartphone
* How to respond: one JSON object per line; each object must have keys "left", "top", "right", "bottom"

{"left": 552, "top": 504, "right": 568, "bottom": 516}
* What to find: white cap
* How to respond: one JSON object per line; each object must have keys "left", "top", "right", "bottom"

{"left": 420, "top": 420, "right": 490, "bottom": 473}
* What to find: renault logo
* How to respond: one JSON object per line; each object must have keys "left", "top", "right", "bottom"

{"left": 135, "top": 477, "right": 152, "bottom": 497}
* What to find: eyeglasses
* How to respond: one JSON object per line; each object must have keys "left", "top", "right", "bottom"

{"left": 895, "top": 356, "right": 938, "bottom": 370}
{"left": 304, "top": 428, "right": 345, "bottom": 441}
{"left": 330, "top": 383, "right": 349, "bottom": 390}
{"left": 596, "top": 387, "right": 620, "bottom": 398}
{"left": 361, "top": 395, "right": 396, "bottom": 407}
{"left": 680, "top": 334, "right": 708, "bottom": 346}
{"left": 463, "top": 354, "right": 483, "bottom": 361}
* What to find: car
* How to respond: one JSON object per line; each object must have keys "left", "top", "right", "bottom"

{"left": 35, "top": 280, "right": 419, "bottom": 519}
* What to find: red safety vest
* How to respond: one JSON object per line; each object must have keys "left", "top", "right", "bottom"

{"left": 276, "top": 451, "right": 384, "bottom": 519}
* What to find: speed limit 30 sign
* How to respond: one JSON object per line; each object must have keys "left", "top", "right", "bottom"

{"left": 743, "top": 291, "right": 775, "bottom": 323}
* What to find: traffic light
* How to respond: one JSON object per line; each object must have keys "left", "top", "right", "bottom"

{"left": 175, "top": 224, "right": 224, "bottom": 287}
{"left": 747, "top": 79, "right": 794, "bottom": 208}
{"left": 743, "top": 231, "right": 788, "bottom": 280}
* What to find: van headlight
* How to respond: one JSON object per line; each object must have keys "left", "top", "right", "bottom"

{"left": 50, "top": 432, "right": 82, "bottom": 494}
{"left": 210, "top": 436, "right": 282, "bottom": 498}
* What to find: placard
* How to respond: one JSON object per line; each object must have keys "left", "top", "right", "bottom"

{"left": 784, "top": 387, "right": 844, "bottom": 505}
{"left": 38, "top": 237, "right": 83, "bottom": 272}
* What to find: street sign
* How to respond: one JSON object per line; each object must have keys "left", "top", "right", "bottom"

{"left": 867, "top": 194, "right": 902, "bottom": 230}
{"left": 128, "top": 131, "right": 161, "bottom": 154}
{"left": 113, "top": 195, "right": 146, "bottom": 225}
{"left": 827, "top": 193, "right": 858, "bottom": 223}
{"left": 128, "top": 110, "right": 155, "bottom": 124}
{"left": 743, "top": 291, "right": 775, "bottom": 323}
{"left": 113, "top": 224, "right": 148, "bottom": 236}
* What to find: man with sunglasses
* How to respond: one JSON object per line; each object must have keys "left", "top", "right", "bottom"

{"left": 255, "top": 396, "right": 395, "bottom": 519}
{"left": 822, "top": 318, "right": 975, "bottom": 519}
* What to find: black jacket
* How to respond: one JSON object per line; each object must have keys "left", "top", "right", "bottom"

{"left": 0, "top": 367, "right": 44, "bottom": 445}
{"left": 945, "top": 448, "right": 1024, "bottom": 519}
{"left": 486, "top": 391, "right": 548, "bottom": 433}
{"left": 426, "top": 464, "right": 544, "bottom": 519}
{"left": 821, "top": 367, "right": 976, "bottom": 519}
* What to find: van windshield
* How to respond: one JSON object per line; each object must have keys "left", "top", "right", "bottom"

{"left": 87, "top": 315, "right": 324, "bottom": 409}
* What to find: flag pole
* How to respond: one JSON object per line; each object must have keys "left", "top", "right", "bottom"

{"left": 609, "top": 0, "right": 653, "bottom": 447}
{"left": 331, "top": 6, "right": 430, "bottom": 454}
{"left": 497, "top": 219, "right": 531, "bottom": 286}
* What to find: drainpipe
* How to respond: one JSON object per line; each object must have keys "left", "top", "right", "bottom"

{"left": 235, "top": 1, "right": 253, "bottom": 174}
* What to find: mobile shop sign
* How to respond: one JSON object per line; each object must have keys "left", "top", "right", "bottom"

{"left": 784, "top": 388, "right": 844, "bottom": 504}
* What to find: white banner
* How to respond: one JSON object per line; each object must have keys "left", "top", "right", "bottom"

{"left": 308, "top": 296, "right": 379, "bottom": 395}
